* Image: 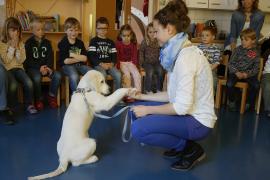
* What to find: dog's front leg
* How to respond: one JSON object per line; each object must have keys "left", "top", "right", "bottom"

{"left": 95, "top": 88, "right": 129, "bottom": 111}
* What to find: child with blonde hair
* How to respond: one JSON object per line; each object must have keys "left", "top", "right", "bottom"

{"left": 0, "top": 17, "right": 37, "bottom": 114}
{"left": 58, "top": 17, "right": 91, "bottom": 93}
{"left": 116, "top": 24, "right": 141, "bottom": 92}
{"left": 227, "top": 28, "right": 260, "bottom": 111}
{"left": 24, "top": 18, "right": 62, "bottom": 110}
{"left": 139, "top": 22, "right": 164, "bottom": 94}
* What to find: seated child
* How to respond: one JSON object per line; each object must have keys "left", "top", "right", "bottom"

{"left": 198, "top": 26, "right": 221, "bottom": 92}
{"left": 227, "top": 28, "right": 260, "bottom": 111}
{"left": 58, "top": 17, "right": 91, "bottom": 93}
{"left": 24, "top": 18, "right": 62, "bottom": 110}
{"left": 0, "top": 17, "right": 37, "bottom": 114}
{"left": 116, "top": 24, "right": 141, "bottom": 92}
{"left": 139, "top": 22, "right": 164, "bottom": 94}
{"left": 87, "top": 17, "right": 121, "bottom": 90}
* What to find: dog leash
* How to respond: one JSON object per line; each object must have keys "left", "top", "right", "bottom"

{"left": 94, "top": 106, "right": 133, "bottom": 143}
{"left": 75, "top": 88, "right": 133, "bottom": 143}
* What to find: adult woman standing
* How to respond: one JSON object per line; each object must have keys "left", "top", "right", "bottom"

{"left": 225, "top": 0, "right": 265, "bottom": 51}
{"left": 128, "top": 0, "right": 217, "bottom": 171}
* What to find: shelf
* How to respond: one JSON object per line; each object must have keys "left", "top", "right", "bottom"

{"left": 22, "top": 31, "right": 82, "bottom": 34}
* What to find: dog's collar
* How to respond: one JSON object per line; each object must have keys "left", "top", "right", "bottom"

{"left": 73, "top": 88, "right": 92, "bottom": 94}
{"left": 74, "top": 88, "right": 93, "bottom": 115}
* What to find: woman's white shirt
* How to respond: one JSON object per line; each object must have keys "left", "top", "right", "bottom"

{"left": 167, "top": 45, "right": 217, "bottom": 128}
{"left": 263, "top": 55, "right": 270, "bottom": 74}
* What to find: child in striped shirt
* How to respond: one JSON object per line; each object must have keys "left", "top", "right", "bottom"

{"left": 198, "top": 26, "right": 221, "bottom": 92}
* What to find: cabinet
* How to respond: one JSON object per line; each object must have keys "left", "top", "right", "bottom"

{"left": 209, "top": 0, "right": 226, "bottom": 10}
{"left": 224, "top": 0, "right": 238, "bottom": 10}
{"left": 185, "top": 0, "right": 208, "bottom": 9}
{"left": 185, "top": 0, "right": 237, "bottom": 10}
{"left": 209, "top": 0, "right": 237, "bottom": 10}
{"left": 259, "top": 0, "right": 270, "bottom": 13}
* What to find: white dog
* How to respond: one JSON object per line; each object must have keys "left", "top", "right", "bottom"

{"left": 28, "top": 70, "right": 133, "bottom": 179}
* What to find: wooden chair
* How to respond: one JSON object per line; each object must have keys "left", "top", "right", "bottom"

{"left": 255, "top": 59, "right": 265, "bottom": 114}
{"left": 215, "top": 56, "right": 264, "bottom": 114}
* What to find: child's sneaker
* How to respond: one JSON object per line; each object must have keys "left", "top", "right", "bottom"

{"left": 26, "top": 105, "right": 38, "bottom": 114}
{"left": 48, "top": 95, "right": 58, "bottom": 108}
{"left": 35, "top": 101, "right": 44, "bottom": 111}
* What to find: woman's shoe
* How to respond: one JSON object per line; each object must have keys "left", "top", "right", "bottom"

{"left": 163, "top": 149, "right": 183, "bottom": 159}
{"left": 170, "top": 142, "right": 205, "bottom": 171}
{"left": 163, "top": 140, "right": 196, "bottom": 159}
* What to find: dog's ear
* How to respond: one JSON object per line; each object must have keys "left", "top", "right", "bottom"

{"left": 93, "top": 73, "right": 105, "bottom": 93}
{"left": 77, "top": 70, "right": 95, "bottom": 90}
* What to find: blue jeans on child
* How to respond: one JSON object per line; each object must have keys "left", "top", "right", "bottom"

{"left": 7, "top": 68, "right": 34, "bottom": 105}
{"left": 129, "top": 101, "right": 211, "bottom": 151}
{"left": 26, "top": 69, "right": 62, "bottom": 100}
{"left": 95, "top": 65, "right": 121, "bottom": 90}
{"left": 0, "top": 64, "right": 8, "bottom": 110}
{"left": 62, "top": 64, "right": 92, "bottom": 93}
{"left": 143, "top": 63, "right": 164, "bottom": 92}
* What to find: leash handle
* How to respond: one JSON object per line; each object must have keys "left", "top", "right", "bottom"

{"left": 94, "top": 106, "right": 133, "bottom": 143}
{"left": 121, "top": 110, "right": 133, "bottom": 143}
{"left": 94, "top": 106, "right": 130, "bottom": 119}
{"left": 79, "top": 90, "right": 133, "bottom": 143}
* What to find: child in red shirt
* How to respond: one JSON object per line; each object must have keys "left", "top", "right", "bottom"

{"left": 116, "top": 24, "right": 141, "bottom": 91}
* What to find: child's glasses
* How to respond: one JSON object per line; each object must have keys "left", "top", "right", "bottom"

{"left": 97, "top": 27, "right": 108, "bottom": 30}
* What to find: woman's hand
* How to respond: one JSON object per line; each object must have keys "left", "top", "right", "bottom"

{"left": 131, "top": 105, "right": 149, "bottom": 117}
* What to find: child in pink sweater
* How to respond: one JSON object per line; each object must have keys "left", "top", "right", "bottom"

{"left": 116, "top": 24, "right": 141, "bottom": 92}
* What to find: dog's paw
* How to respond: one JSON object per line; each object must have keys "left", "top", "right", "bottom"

{"left": 127, "top": 88, "right": 141, "bottom": 99}
{"left": 89, "top": 155, "right": 99, "bottom": 163}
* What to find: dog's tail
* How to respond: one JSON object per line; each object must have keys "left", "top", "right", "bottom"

{"left": 28, "top": 161, "right": 68, "bottom": 180}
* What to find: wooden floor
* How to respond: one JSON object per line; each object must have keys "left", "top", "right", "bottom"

{"left": 0, "top": 103, "right": 270, "bottom": 180}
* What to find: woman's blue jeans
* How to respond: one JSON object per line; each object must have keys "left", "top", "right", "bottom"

{"left": 129, "top": 101, "right": 211, "bottom": 151}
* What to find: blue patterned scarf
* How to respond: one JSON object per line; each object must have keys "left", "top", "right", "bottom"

{"left": 159, "top": 32, "right": 189, "bottom": 72}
